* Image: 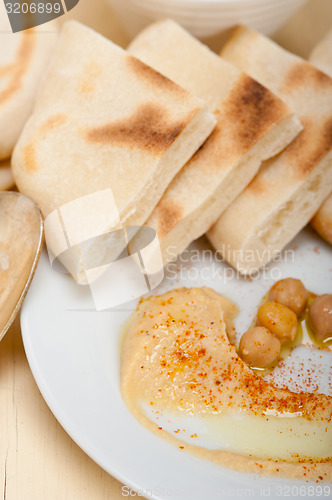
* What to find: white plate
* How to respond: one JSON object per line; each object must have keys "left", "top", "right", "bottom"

{"left": 21, "top": 227, "right": 332, "bottom": 500}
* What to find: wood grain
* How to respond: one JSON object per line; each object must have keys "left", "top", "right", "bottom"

{"left": 0, "top": 318, "right": 125, "bottom": 500}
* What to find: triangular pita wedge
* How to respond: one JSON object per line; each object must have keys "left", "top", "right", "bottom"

{"left": 128, "top": 20, "right": 301, "bottom": 265}
{"left": 309, "top": 29, "right": 332, "bottom": 77}
{"left": 0, "top": 10, "right": 57, "bottom": 160}
{"left": 309, "top": 30, "right": 332, "bottom": 245}
{"left": 12, "top": 21, "right": 216, "bottom": 283}
{"left": 207, "top": 26, "right": 332, "bottom": 274}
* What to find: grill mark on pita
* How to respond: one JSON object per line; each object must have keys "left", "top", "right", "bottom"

{"left": 126, "top": 55, "right": 186, "bottom": 95}
{"left": 23, "top": 143, "right": 37, "bottom": 173}
{"left": 39, "top": 114, "right": 68, "bottom": 135}
{"left": 23, "top": 114, "right": 68, "bottom": 173}
{"left": 223, "top": 75, "right": 288, "bottom": 152}
{"left": 245, "top": 172, "right": 267, "bottom": 195}
{"left": 85, "top": 103, "right": 188, "bottom": 154}
{"left": 0, "top": 65, "right": 15, "bottom": 78}
{"left": 0, "top": 30, "right": 35, "bottom": 105}
{"left": 247, "top": 116, "right": 332, "bottom": 193}
{"left": 187, "top": 113, "right": 235, "bottom": 173}
{"left": 190, "top": 76, "right": 287, "bottom": 169}
{"left": 154, "top": 198, "right": 183, "bottom": 238}
{"left": 78, "top": 62, "right": 102, "bottom": 94}
{"left": 286, "top": 116, "right": 332, "bottom": 177}
{"left": 283, "top": 61, "right": 332, "bottom": 93}
{"left": 0, "top": 147, "right": 10, "bottom": 161}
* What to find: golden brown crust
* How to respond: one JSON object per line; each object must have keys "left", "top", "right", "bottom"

{"left": 23, "top": 143, "right": 37, "bottom": 174}
{"left": 84, "top": 103, "right": 190, "bottom": 155}
{"left": 223, "top": 74, "right": 288, "bottom": 151}
{"left": 311, "top": 194, "right": 332, "bottom": 245}
{"left": 245, "top": 115, "right": 332, "bottom": 194}
{"left": 22, "top": 114, "right": 68, "bottom": 173}
{"left": 286, "top": 116, "right": 332, "bottom": 178}
{"left": 190, "top": 74, "right": 289, "bottom": 171}
{"left": 0, "top": 30, "right": 35, "bottom": 106}
{"left": 191, "top": 119, "right": 220, "bottom": 158}
{"left": 39, "top": 113, "right": 68, "bottom": 134}
{"left": 126, "top": 54, "right": 186, "bottom": 95}
{"left": 220, "top": 25, "right": 259, "bottom": 59}
{"left": 155, "top": 198, "right": 184, "bottom": 238}
{"left": 282, "top": 61, "right": 332, "bottom": 93}
{"left": 244, "top": 173, "right": 267, "bottom": 195}
{"left": 77, "top": 61, "right": 102, "bottom": 94}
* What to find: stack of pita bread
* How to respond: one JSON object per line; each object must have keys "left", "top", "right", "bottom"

{"left": 310, "top": 29, "right": 332, "bottom": 78}
{"left": 11, "top": 21, "right": 216, "bottom": 282}
{"left": 207, "top": 26, "right": 332, "bottom": 274}
{"left": 0, "top": 5, "right": 57, "bottom": 194}
{"left": 0, "top": 13, "right": 57, "bottom": 162}
{"left": 3, "top": 16, "right": 331, "bottom": 281}
{"left": 309, "top": 29, "right": 332, "bottom": 246}
{"left": 128, "top": 20, "right": 301, "bottom": 265}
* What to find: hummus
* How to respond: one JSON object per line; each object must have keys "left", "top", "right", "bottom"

{"left": 121, "top": 287, "right": 332, "bottom": 482}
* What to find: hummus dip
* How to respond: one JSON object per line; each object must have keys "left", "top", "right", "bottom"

{"left": 121, "top": 287, "right": 332, "bottom": 482}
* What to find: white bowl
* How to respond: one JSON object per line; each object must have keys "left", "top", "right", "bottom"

{"left": 107, "top": 0, "right": 307, "bottom": 39}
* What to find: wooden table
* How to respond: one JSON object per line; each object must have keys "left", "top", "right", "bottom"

{"left": 1, "top": 1, "right": 331, "bottom": 499}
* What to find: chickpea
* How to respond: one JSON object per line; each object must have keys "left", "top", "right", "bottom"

{"left": 268, "top": 278, "right": 308, "bottom": 316}
{"left": 257, "top": 302, "right": 298, "bottom": 343}
{"left": 309, "top": 294, "right": 332, "bottom": 342}
{"left": 239, "top": 327, "right": 281, "bottom": 368}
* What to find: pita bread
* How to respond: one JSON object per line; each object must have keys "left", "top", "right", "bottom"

{"left": 128, "top": 20, "right": 301, "bottom": 265}
{"left": 12, "top": 21, "right": 215, "bottom": 283}
{"left": 207, "top": 26, "right": 332, "bottom": 275}
{"left": 309, "top": 31, "right": 332, "bottom": 245}
{"left": 0, "top": 12, "right": 57, "bottom": 160}
{"left": 310, "top": 194, "right": 332, "bottom": 246}
{"left": 0, "top": 160, "right": 14, "bottom": 190}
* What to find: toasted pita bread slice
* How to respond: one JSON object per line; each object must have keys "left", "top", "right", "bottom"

{"left": 309, "top": 29, "right": 332, "bottom": 78}
{"left": 0, "top": 160, "right": 14, "bottom": 190}
{"left": 12, "top": 21, "right": 215, "bottom": 283}
{"left": 128, "top": 20, "right": 301, "bottom": 265}
{"left": 309, "top": 31, "right": 332, "bottom": 245}
{"left": 0, "top": 12, "right": 58, "bottom": 160}
{"left": 207, "top": 26, "right": 332, "bottom": 275}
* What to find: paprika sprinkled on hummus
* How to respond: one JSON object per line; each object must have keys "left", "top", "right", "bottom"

{"left": 121, "top": 287, "right": 332, "bottom": 482}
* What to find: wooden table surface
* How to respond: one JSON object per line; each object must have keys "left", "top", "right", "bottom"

{"left": 1, "top": 1, "right": 331, "bottom": 499}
